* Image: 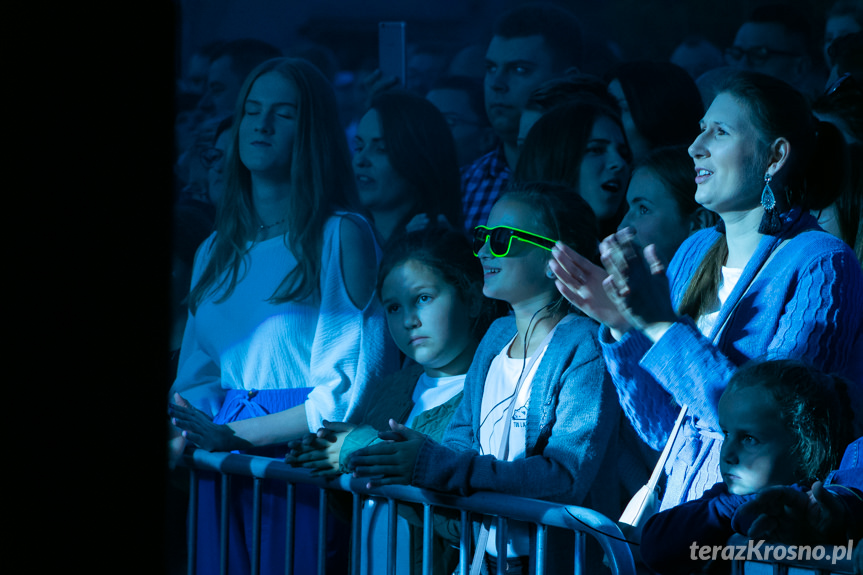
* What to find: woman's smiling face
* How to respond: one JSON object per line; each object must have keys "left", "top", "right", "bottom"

{"left": 688, "top": 92, "right": 765, "bottom": 217}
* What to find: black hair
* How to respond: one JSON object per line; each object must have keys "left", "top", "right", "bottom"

{"left": 525, "top": 72, "right": 620, "bottom": 114}
{"left": 428, "top": 75, "right": 490, "bottom": 127}
{"left": 493, "top": 2, "right": 583, "bottom": 72}
{"left": 369, "top": 90, "right": 464, "bottom": 232}
{"left": 726, "top": 358, "right": 855, "bottom": 483}
{"left": 607, "top": 61, "right": 704, "bottom": 151}
{"left": 211, "top": 38, "right": 283, "bottom": 82}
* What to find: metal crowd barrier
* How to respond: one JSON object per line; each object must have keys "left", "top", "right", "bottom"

{"left": 727, "top": 534, "right": 855, "bottom": 575}
{"left": 178, "top": 448, "right": 637, "bottom": 575}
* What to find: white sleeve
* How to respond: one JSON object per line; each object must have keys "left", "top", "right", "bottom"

{"left": 169, "top": 233, "right": 226, "bottom": 417}
{"left": 304, "top": 214, "right": 399, "bottom": 430}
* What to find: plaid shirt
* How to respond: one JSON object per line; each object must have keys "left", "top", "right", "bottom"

{"left": 460, "top": 145, "right": 511, "bottom": 233}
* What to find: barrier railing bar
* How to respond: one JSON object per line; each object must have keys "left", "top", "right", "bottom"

{"left": 535, "top": 523, "right": 547, "bottom": 575}
{"left": 422, "top": 502, "right": 432, "bottom": 575}
{"left": 285, "top": 482, "right": 295, "bottom": 575}
{"left": 388, "top": 497, "right": 398, "bottom": 575}
{"left": 187, "top": 468, "right": 198, "bottom": 575}
{"left": 495, "top": 515, "right": 506, "bottom": 575}
{"left": 573, "top": 530, "right": 586, "bottom": 575}
{"left": 220, "top": 473, "right": 230, "bottom": 575}
{"left": 251, "top": 477, "right": 262, "bottom": 575}
{"left": 181, "top": 449, "right": 636, "bottom": 575}
{"left": 318, "top": 489, "right": 327, "bottom": 575}
{"left": 459, "top": 509, "right": 470, "bottom": 575}
{"left": 352, "top": 491, "right": 362, "bottom": 575}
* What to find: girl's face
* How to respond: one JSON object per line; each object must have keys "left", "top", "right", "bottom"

{"left": 718, "top": 384, "right": 799, "bottom": 495}
{"left": 619, "top": 167, "right": 692, "bottom": 264}
{"left": 352, "top": 109, "right": 413, "bottom": 213}
{"left": 688, "top": 93, "right": 764, "bottom": 217}
{"left": 577, "top": 115, "right": 631, "bottom": 223}
{"left": 380, "top": 259, "right": 476, "bottom": 377}
{"left": 238, "top": 72, "right": 298, "bottom": 179}
{"left": 477, "top": 197, "right": 557, "bottom": 308}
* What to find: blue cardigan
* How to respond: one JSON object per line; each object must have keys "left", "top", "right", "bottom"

{"left": 411, "top": 313, "right": 649, "bottom": 519}
{"left": 601, "top": 208, "right": 863, "bottom": 511}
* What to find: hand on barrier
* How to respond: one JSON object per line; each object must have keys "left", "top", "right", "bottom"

{"left": 285, "top": 420, "right": 354, "bottom": 476}
{"left": 349, "top": 419, "right": 427, "bottom": 488}
{"left": 735, "top": 481, "right": 849, "bottom": 546}
{"left": 169, "top": 393, "right": 251, "bottom": 453}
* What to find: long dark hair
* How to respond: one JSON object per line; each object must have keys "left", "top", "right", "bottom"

{"left": 189, "top": 57, "right": 358, "bottom": 313}
{"left": 368, "top": 90, "right": 464, "bottom": 232}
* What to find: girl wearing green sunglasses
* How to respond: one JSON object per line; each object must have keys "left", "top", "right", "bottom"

{"left": 350, "top": 182, "right": 648, "bottom": 572}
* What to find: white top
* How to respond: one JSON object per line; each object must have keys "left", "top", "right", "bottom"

{"left": 479, "top": 336, "right": 549, "bottom": 557}
{"left": 405, "top": 372, "right": 465, "bottom": 427}
{"left": 696, "top": 266, "right": 744, "bottom": 338}
{"left": 170, "top": 213, "right": 398, "bottom": 431}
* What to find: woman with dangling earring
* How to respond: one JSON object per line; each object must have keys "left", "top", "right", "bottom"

{"left": 549, "top": 70, "right": 863, "bottom": 513}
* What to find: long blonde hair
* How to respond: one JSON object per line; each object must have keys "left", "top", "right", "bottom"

{"left": 188, "top": 57, "right": 359, "bottom": 312}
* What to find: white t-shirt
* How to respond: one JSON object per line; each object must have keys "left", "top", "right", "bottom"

{"left": 405, "top": 372, "right": 465, "bottom": 427}
{"left": 696, "top": 266, "right": 743, "bottom": 338}
{"left": 479, "top": 336, "right": 549, "bottom": 557}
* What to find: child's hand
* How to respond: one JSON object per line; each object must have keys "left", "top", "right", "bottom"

{"left": 168, "top": 393, "right": 250, "bottom": 452}
{"left": 735, "top": 482, "right": 848, "bottom": 545}
{"left": 285, "top": 421, "right": 355, "bottom": 476}
{"left": 348, "top": 420, "right": 427, "bottom": 488}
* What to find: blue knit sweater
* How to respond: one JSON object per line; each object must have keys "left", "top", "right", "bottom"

{"left": 412, "top": 313, "right": 649, "bottom": 519}
{"left": 601, "top": 208, "right": 863, "bottom": 511}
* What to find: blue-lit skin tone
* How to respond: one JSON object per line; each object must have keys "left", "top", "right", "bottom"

{"left": 718, "top": 384, "right": 799, "bottom": 495}
{"left": 207, "top": 128, "right": 230, "bottom": 206}
{"left": 286, "top": 258, "right": 479, "bottom": 475}
{"left": 484, "top": 34, "right": 557, "bottom": 168}
{"left": 352, "top": 108, "right": 414, "bottom": 241}
{"left": 381, "top": 260, "right": 478, "bottom": 378}
{"left": 199, "top": 55, "right": 244, "bottom": 116}
{"left": 478, "top": 196, "right": 561, "bottom": 358}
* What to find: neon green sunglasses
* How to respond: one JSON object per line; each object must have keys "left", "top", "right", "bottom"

{"left": 473, "top": 225, "right": 557, "bottom": 257}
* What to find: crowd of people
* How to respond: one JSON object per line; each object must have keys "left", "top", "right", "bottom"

{"left": 167, "top": 1, "right": 863, "bottom": 574}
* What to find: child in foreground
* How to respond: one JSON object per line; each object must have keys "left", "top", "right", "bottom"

{"left": 287, "top": 225, "right": 497, "bottom": 574}
{"left": 348, "top": 183, "right": 646, "bottom": 573}
{"left": 640, "top": 359, "right": 854, "bottom": 575}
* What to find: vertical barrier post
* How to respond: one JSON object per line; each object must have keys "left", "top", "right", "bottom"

{"left": 318, "top": 489, "right": 328, "bottom": 575}
{"left": 220, "top": 474, "right": 230, "bottom": 575}
{"left": 422, "top": 503, "right": 433, "bottom": 575}
{"left": 285, "top": 482, "right": 295, "bottom": 575}
{"left": 387, "top": 498, "right": 398, "bottom": 575}
{"left": 351, "top": 492, "right": 362, "bottom": 575}
{"left": 535, "top": 523, "right": 547, "bottom": 575}
{"left": 187, "top": 469, "right": 198, "bottom": 575}
{"left": 459, "top": 510, "right": 471, "bottom": 575}
{"left": 251, "top": 478, "right": 262, "bottom": 575}
{"left": 573, "top": 530, "right": 586, "bottom": 575}
{"left": 496, "top": 516, "right": 507, "bottom": 575}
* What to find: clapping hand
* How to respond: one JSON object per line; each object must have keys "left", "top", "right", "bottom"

{"left": 599, "top": 229, "right": 677, "bottom": 338}
{"left": 549, "top": 241, "right": 629, "bottom": 333}
{"left": 285, "top": 420, "right": 355, "bottom": 476}
{"left": 348, "top": 420, "right": 427, "bottom": 488}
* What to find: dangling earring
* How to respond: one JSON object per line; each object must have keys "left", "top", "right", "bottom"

{"left": 761, "top": 174, "right": 775, "bottom": 211}
{"left": 758, "top": 173, "right": 781, "bottom": 234}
